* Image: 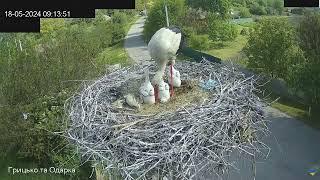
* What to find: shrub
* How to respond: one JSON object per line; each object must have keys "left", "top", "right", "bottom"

{"left": 189, "top": 33, "right": 211, "bottom": 50}
{"left": 112, "top": 23, "right": 126, "bottom": 44}
{"left": 208, "top": 14, "right": 238, "bottom": 41}
{"left": 239, "top": 7, "right": 252, "bottom": 18}
{"left": 186, "top": 0, "right": 231, "bottom": 18}
{"left": 250, "top": 3, "right": 267, "bottom": 15}
{"left": 240, "top": 28, "right": 250, "bottom": 35}
{"left": 0, "top": 12, "right": 132, "bottom": 179}
{"left": 112, "top": 11, "right": 128, "bottom": 25}
{"left": 288, "top": 12, "right": 320, "bottom": 111}
{"left": 243, "top": 17, "right": 300, "bottom": 79}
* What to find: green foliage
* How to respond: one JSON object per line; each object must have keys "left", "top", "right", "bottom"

{"left": 112, "top": 11, "right": 128, "bottom": 25}
{"left": 240, "top": 27, "right": 250, "bottom": 35}
{"left": 40, "top": 19, "right": 66, "bottom": 35}
{"left": 18, "top": 91, "right": 70, "bottom": 162}
{"left": 288, "top": 12, "right": 320, "bottom": 107}
{"left": 112, "top": 23, "right": 127, "bottom": 45}
{"left": 15, "top": 90, "right": 91, "bottom": 179}
{"left": 143, "top": 0, "right": 186, "bottom": 41}
{"left": 272, "top": 0, "right": 284, "bottom": 15}
{"left": 243, "top": 17, "right": 301, "bottom": 79}
{"left": 186, "top": 0, "right": 231, "bottom": 18}
{"left": 189, "top": 33, "right": 211, "bottom": 50}
{"left": 249, "top": 3, "right": 267, "bottom": 15}
{"left": 95, "top": 43, "right": 130, "bottom": 67}
{"left": 291, "top": 8, "right": 305, "bottom": 15}
{"left": 0, "top": 10, "right": 134, "bottom": 179}
{"left": 238, "top": 7, "right": 252, "bottom": 18}
{"left": 208, "top": 14, "right": 238, "bottom": 41}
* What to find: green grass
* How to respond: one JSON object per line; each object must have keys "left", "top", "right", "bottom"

{"left": 205, "top": 34, "right": 248, "bottom": 60}
{"left": 95, "top": 15, "right": 140, "bottom": 68}
{"left": 96, "top": 42, "right": 131, "bottom": 66}
{"left": 271, "top": 102, "right": 320, "bottom": 130}
{"left": 271, "top": 102, "right": 307, "bottom": 120}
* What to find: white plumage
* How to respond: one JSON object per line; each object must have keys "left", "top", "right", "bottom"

{"left": 158, "top": 80, "right": 170, "bottom": 103}
{"left": 167, "top": 65, "right": 181, "bottom": 87}
{"left": 148, "top": 27, "right": 182, "bottom": 86}
{"left": 139, "top": 70, "right": 155, "bottom": 104}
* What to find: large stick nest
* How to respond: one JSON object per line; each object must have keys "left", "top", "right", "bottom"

{"left": 64, "top": 60, "right": 270, "bottom": 180}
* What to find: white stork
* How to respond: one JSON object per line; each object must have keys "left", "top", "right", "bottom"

{"left": 148, "top": 26, "right": 184, "bottom": 101}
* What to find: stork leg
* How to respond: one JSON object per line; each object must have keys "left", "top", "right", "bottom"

{"left": 154, "top": 84, "right": 159, "bottom": 103}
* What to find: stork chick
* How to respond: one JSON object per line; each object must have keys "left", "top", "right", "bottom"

{"left": 139, "top": 69, "right": 155, "bottom": 104}
{"left": 167, "top": 65, "right": 181, "bottom": 88}
{"left": 158, "top": 80, "right": 170, "bottom": 103}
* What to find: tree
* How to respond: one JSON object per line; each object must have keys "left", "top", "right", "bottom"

{"left": 186, "top": 0, "right": 231, "bottom": 18}
{"left": 143, "top": 0, "right": 186, "bottom": 41}
{"left": 288, "top": 12, "right": 320, "bottom": 111}
{"left": 243, "top": 17, "right": 300, "bottom": 79}
{"left": 239, "top": 7, "right": 252, "bottom": 18}
{"left": 250, "top": 3, "right": 267, "bottom": 15}
{"left": 272, "top": 0, "right": 284, "bottom": 15}
{"left": 207, "top": 14, "right": 238, "bottom": 41}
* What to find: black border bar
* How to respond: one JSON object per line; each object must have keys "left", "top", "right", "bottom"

{"left": 284, "top": 0, "right": 319, "bottom": 7}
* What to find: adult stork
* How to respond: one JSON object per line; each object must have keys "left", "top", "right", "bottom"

{"left": 148, "top": 26, "right": 184, "bottom": 101}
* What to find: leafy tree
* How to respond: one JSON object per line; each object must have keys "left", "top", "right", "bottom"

{"left": 189, "top": 33, "right": 211, "bottom": 50}
{"left": 250, "top": 3, "right": 267, "bottom": 15}
{"left": 257, "top": 0, "right": 267, "bottom": 7}
{"left": 207, "top": 14, "right": 238, "bottom": 41}
{"left": 239, "top": 7, "right": 252, "bottom": 18}
{"left": 186, "top": 0, "right": 231, "bottom": 18}
{"left": 243, "top": 17, "right": 301, "bottom": 79}
{"left": 272, "top": 0, "right": 284, "bottom": 15}
{"left": 288, "top": 12, "right": 320, "bottom": 111}
{"left": 143, "top": 0, "right": 186, "bottom": 41}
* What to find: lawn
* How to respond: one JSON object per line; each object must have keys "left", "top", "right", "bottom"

{"left": 271, "top": 102, "right": 320, "bottom": 130}
{"left": 205, "top": 34, "right": 248, "bottom": 60}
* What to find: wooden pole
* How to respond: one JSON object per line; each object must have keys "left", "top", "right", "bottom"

{"left": 144, "top": 0, "right": 148, "bottom": 16}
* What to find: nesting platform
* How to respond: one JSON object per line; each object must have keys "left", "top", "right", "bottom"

{"left": 65, "top": 60, "right": 269, "bottom": 180}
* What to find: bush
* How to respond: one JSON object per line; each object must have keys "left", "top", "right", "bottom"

{"left": 112, "top": 11, "right": 128, "bottom": 25}
{"left": 239, "top": 7, "right": 252, "bottom": 18}
{"left": 250, "top": 3, "right": 267, "bottom": 15}
{"left": 288, "top": 12, "right": 320, "bottom": 110}
{"left": 186, "top": 0, "right": 231, "bottom": 18}
{"left": 208, "top": 14, "right": 238, "bottom": 41}
{"left": 143, "top": 0, "right": 186, "bottom": 42}
{"left": 240, "top": 28, "right": 250, "bottom": 35}
{"left": 189, "top": 33, "right": 211, "bottom": 50}
{"left": 243, "top": 17, "right": 300, "bottom": 79}
{"left": 111, "top": 23, "right": 126, "bottom": 44}
{"left": 0, "top": 12, "right": 132, "bottom": 179}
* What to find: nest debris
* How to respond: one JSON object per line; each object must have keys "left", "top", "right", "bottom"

{"left": 64, "top": 59, "right": 270, "bottom": 180}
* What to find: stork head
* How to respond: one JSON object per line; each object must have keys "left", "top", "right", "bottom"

{"left": 166, "top": 25, "right": 186, "bottom": 54}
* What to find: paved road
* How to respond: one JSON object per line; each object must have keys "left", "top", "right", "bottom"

{"left": 124, "top": 16, "right": 151, "bottom": 64}
{"left": 124, "top": 16, "right": 320, "bottom": 180}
